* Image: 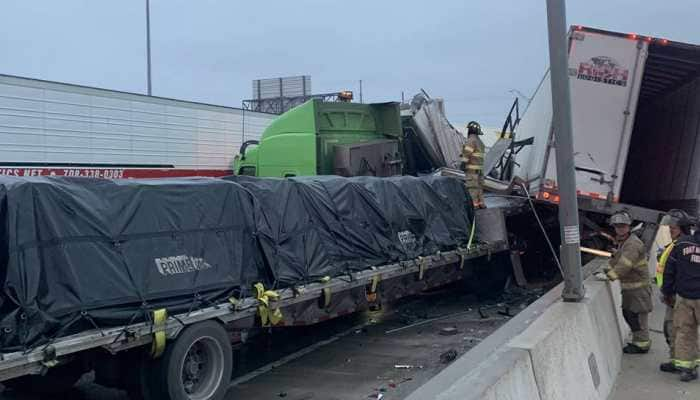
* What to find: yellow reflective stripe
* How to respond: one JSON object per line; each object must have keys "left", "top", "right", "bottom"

{"left": 660, "top": 243, "right": 675, "bottom": 268}
{"left": 606, "top": 270, "right": 619, "bottom": 281}
{"left": 466, "top": 165, "right": 483, "bottom": 170}
{"left": 150, "top": 308, "right": 168, "bottom": 358}
{"left": 472, "top": 152, "right": 484, "bottom": 158}
{"left": 675, "top": 359, "right": 695, "bottom": 369}
{"left": 463, "top": 145, "right": 475, "bottom": 153}
{"left": 620, "top": 256, "right": 634, "bottom": 267}
{"left": 621, "top": 281, "right": 649, "bottom": 290}
{"left": 657, "top": 243, "right": 675, "bottom": 288}
{"left": 631, "top": 340, "right": 651, "bottom": 349}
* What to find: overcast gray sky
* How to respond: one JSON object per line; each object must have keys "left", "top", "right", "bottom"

{"left": 0, "top": 0, "right": 696, "bottom": 126}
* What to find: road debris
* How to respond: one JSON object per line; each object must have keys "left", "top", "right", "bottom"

{"left": 385, "top": 309, "right": 473, "bottom": 334}
{"left": 440, "top": 326, "right": 459, "bottom": 336}
{"left": 394, "top": 364, "right": 424, "bottom": 369}
{"left": 498, "top": 306, "right": 513, "bottom": 317}
{"left": 440, "top": 349, "right": 459, "bottom": 363}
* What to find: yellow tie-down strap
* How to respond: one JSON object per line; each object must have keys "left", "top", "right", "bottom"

{"left": 150, "top": 308, "right": 168, "bottom": 358}
{"left": 418, "top": 256, "right": 427, "bottom": 280}
{"left": 370, "top": 274, "right": 381, "bottom": 293}
{"left": 254, "top": 282, "right": 284, "bottom": 327}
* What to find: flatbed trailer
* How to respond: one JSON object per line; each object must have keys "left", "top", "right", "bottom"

{"left": 0, "top": 208, "right": 509, "bottom": 400}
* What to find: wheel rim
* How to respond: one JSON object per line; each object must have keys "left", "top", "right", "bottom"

{"left": 179, "top": 336, "right": 225, "bottom": 400}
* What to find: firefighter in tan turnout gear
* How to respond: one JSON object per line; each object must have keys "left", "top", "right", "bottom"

{"left": 461, "top": 121, "right": 485, "bottom": 208}
{"left": 605, "top": 211, "right": 653, "bottom": 354}
{"left": 657, "top": 210, "right": 694, "bottom": 373}
{"left": 661, "top": 213, "right": 700, "bottom": 382}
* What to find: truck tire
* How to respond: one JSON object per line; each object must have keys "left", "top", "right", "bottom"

{"left": 127, "top": 356, "right": 162, "bottom": 400}
{"left": 155, "top": 321, "right": 232, "bottom": 400}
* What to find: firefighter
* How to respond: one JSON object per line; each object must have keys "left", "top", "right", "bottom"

{"left": 658, "top": 209, "right": 694, "bottom": 373}
{"left": 661, "top": 214, "right": 700, "bottom": 382}
{"left": 605, "top": 211, "right": 653, "bottom": 354}
{"left": 461, "top": 121, "right": 485, "bottom": 208}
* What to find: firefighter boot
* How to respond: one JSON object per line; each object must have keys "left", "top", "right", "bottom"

{"left": 659, "top": 361, "right": 679, "bottom": 373}
{"left": 679, "top": 367, "right": 698, "bottom": 382}
{"left": 623, "top": 343, "right": 649, "bottom": 354}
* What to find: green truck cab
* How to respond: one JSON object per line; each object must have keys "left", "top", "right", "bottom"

{"left": 233, "top": 100, "right": 403, "bottom": 177}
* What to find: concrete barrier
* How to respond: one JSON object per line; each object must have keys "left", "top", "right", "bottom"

{"left": 437, "top": 348, "right": 540, "bottom": 400}
{"left": 406, "top": 259, "right": 628, "bottom": 400}
{"left": 508, "top": 281, "right": 622, "bottom": 400}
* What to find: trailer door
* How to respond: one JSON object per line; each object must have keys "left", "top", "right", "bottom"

{"left": 554, "top": 29, "right": 648, "bottom": 201}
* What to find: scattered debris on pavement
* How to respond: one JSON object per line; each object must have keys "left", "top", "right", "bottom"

{"left": 439, "top": 326, "right": 459, "bottom": 336}
{"left": 440, "top": 349, "right": 459, "bottom": 364}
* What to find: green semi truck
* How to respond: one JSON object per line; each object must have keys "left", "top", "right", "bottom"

{"left": 233, "top": 100, "right": 405, "bottom": 178}
{"left": 233, "top": 96, "right": 468, "bottom": 178}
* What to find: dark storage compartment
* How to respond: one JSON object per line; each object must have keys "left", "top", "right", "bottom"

{"left": 620, "top": 41, "right": 700, "bottom": 214}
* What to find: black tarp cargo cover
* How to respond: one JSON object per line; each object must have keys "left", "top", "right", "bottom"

{"left": 0, "top": 175, "right": 473, "bottom": 350}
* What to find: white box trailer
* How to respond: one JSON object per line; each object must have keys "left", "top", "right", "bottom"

{"left": 514, "top": 26, "right": 700, "bottom": 215}
{"left": 0, "top": 74, "right": 277, "bottom": 178}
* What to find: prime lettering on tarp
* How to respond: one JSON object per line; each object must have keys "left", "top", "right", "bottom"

{"left": 155, "top": 255, "right": 213, "bottom": 276}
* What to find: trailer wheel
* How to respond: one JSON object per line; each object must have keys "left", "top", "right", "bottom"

{"left": 126, "top": 355, "right": 162, "bottom": 400}
{"left": 157, "top": 321, "right": 232, "bottom": 400}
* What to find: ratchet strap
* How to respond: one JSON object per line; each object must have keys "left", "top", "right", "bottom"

{"left": 150, "top": 308, "right": 168, "bottom": 358}
{"left": 322, "top": 288, "right": 332, "bottom": 308}
{"left": 319, "top": 276, "right": 332, "bottom": 308}
{"left": 254, "top": 283, "right": 283, "bottom": 327}
{"left": 370, "top": 274, "right": 380, "bottom": 293}
{"left": 418, "top": 256, "right": 426, "bottom": 280}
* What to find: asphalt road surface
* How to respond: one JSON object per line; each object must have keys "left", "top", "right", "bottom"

{"left": 0, "top": 284, "right": 540, "bottom": 400}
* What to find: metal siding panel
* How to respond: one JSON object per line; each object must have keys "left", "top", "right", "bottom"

{"left": 252, "top": 76, "right": 311, "bottom": 99}
{"left": 513, "top": 70, "right": 553, "bottom": 189}
{"left": 0, "top": 75, "right": 276, "bottom": 169}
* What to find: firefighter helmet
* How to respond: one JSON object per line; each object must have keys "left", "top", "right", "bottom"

{"left": 466, "top": 121, "right": 483, "bottom": 135}
{"left": 609, "top": 211, "right": 632, "bottom": 226}
{"left": 660, "top": 209, "right": 693, "bottom": 227}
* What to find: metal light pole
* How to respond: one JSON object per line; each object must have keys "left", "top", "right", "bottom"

{"left": 359, "top": 80, "right": 363, "bottom": 104}
{"left": 146, "top": 0, "right": 152, "bottom": 96}
{"left": 545, "top": 0, "right": 584, "bottom": 301}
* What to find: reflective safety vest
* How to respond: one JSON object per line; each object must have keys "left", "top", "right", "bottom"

{"left": 656, "top": 241, "right": 676, "bottom": 288}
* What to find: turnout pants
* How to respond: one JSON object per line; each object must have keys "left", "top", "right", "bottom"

{"left": 674, "top": 296, "right": 700, "bottom": 369}
{"left": 623, "top": 309, "right": 650, "bottom": 347}
{"left": 465, "top": 173, "right": 484, "bottom": 208}
{"left": 664, "top": 305, "right": 676, "bottom": 361}
{"left": 622, "top": 286, "right": 653, "bottom": 349}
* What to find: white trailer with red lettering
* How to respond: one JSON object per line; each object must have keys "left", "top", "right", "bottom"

{"left": 0, "top": 74, "right": 276, "bottom": 179}
{"left": 502, "top": 26, "right": 700, "bottom": 248}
